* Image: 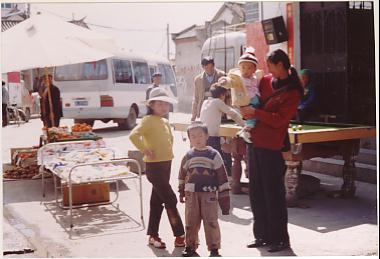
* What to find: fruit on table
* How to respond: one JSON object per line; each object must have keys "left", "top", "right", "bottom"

{"left": 72, "top": 123, "right": 92, "bottom": 132}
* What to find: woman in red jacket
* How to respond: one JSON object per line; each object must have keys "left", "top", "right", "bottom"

{"left": 241, "top": 49, "right": 303, "bottom": 253}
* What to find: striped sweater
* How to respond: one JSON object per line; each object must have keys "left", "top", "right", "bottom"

{"left": 178, "top": 147, "right": 230, "bottom": 195}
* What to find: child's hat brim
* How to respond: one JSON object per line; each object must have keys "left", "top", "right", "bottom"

{"left": 143, "top": 96, "right": 178, "bottom": 105}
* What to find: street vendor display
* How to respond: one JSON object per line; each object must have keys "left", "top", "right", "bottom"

{"left": 38, "top": 139, "right": 143, "bottom": 228}
{"left": 172, "top": 120, "right": 376, "bottom": 205}
{"left": 40, "top": 123, "right": 101, "bottom": 145}
{"left": 3, "top": 147, "right": 41, "bottom": 180}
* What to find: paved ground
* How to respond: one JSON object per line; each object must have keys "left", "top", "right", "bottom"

{"left": 2, "top": 114, "right": 379, "bottom": 257}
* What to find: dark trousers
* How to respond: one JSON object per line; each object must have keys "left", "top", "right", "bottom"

{"left": 44, "top": 117, "right": 61, "bottom": 128}
{"left": 145, "top": 160, "right": 185, "bottom": 237}
{"left": 207, "top": 136, "right": 232, "bottom": 176}
{"left": 247, "top": 144, "right": 289, "bottom": 244}
{"left": 2, "top": 104, "right": 8, "bottom": 126}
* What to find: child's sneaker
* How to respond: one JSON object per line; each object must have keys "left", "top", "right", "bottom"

{"left": 149, "top": 235, "right": 166, "bottom": 249}
{"left": 182, "top": 247, "right": 200, "bottom": 257}
{"left": 210, "top": 249, "right": 221, "bottom": 257}
{"left": 174, "top": 235, "right": 186, "bottom": 247}
{"left": 237, "top": 130, "right": 252, "bottom": 144}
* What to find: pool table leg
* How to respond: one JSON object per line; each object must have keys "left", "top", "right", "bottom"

{"left": 340, "top": 155, "right": 357, "bottom": 198}
{"left": 285, "top": 160, "right": 302, "bottom": 207}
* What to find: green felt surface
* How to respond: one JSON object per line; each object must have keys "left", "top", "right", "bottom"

{"left": 288, "top": 124, "right": 334, "bottom": 131}
{"left": 222, "top": 119, "right": 363, "bottom": 131}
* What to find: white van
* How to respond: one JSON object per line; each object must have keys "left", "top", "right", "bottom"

{"left": 53, "top": 50, "right": 177, "bottom": 129}
{"left": 201, "top": 31, "right": 246, "bottom": 73}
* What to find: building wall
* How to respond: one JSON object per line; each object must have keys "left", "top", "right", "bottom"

{"left": 246, "top": 22, "right": 269, "bottom": 74}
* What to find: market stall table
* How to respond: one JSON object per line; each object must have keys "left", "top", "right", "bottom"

{"left": 38, "top": 140, "right": 143, "bottom": 228}
{"left": 172, "top": 120, "right": 376, "bottom": 205}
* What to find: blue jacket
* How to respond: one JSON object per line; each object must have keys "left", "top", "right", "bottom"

{"left": 299, "top": 82, "right": 315, "bottom": 110}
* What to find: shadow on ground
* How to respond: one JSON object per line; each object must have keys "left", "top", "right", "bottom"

{"left": 43, "top": 202, "right": 145, "bottom": 240}
{"left": 147, "top": 244, "right": 185, "bottom": 257}
{"left": 219, "top": 173, "right": 377, "bottom": 234}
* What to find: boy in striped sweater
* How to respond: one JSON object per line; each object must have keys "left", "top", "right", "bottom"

{"left": 179, "top": 123, "right": 230, "bottom": 257}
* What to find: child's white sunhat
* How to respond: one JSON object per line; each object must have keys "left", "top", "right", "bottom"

{"left": 145, "top": 87, "right": 178, "bottom": 104}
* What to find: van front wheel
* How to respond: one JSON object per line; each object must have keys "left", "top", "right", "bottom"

{"left": 118, "top": 108, "right": 137, "bottom": 130}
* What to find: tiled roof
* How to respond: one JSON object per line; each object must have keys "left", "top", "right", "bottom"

{"left": 1, "top": 20, "right": 21, "bottom": 32}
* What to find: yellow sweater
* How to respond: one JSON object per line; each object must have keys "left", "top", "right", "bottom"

{"left": 129, "top": 115, "right": 174, "bottom": 162}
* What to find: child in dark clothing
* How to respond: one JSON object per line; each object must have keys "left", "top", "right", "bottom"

{"left": 179, "top": 123, "right": 230, "bottom": 257}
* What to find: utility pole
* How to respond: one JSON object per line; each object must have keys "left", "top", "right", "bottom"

{"left": 27, "top": 3, "right": 31, "bottom": 18}
{"left": 166, "top": 23, "right": 170, "bottom": 60}
{"left": 224, "top": 20, "right": 227, "bottom": 73}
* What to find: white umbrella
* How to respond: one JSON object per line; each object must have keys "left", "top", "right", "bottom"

{"left": 1, "top": 14, "right": 117, "bottom": 73}
{"left": 1, "top": 14, "right": 117, "bottom": 126}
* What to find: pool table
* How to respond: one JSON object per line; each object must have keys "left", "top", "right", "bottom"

{"left": 171, "top": 120, "right": 376, "bottom": 205}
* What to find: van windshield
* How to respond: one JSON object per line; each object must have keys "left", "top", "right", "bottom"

{"left": 158, "top": 64, "right": 176, "bottom": 85}
{"left": 55, "top": 59, "right": 108, "bottom": 81}
{"left": 132, "top": 61, "right": 150, "bottom": 84}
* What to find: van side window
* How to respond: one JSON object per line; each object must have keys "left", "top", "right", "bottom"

{"left": 113, "top": 59, "right": 133, "bottom": 83}
{"left": 55, "top": 59, "right": 108, "bottom": 81}
{"left": 208, "top": 48, "right": 234, "bottom": 72}
{"left": 55, "top": 63, "right": 82, "bottom": 81}
{"left": 83, "top": 60, "right": 108, "bottom": 80}
{"left": 132, "top": 61, "right": 150, "bottom": 84}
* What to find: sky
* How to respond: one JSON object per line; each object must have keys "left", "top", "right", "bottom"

{"left": 30, "top": 2, "right": 224, "bottom": 59}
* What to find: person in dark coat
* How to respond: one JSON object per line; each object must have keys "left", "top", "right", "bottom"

{"left": 2, "top": 81, "right": 9, "bottom": 127}
{"left": 41, "top": 75, "right": 63, "bottom": 128}
{"left": 240, "top": 49, "right": 303, "bottom": 253}
{"left": 297, "top": 68, "right": 316, "bottom": 122}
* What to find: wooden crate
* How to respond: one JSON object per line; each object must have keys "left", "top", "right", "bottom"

{"left": 62, "top": 182, "right": 110, "bottom": 206}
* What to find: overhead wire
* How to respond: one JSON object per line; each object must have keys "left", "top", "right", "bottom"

{"left": 33, "top": 7, "right": 165, "bottom": 32}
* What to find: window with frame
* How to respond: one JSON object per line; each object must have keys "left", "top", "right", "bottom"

{"left": 113, "top": 59, "right": 133, "bottom": 83}
{"left": 213, "top": 48, "right": 235, "bottom": 72}
{"left": 83, "top": 60, "right": 108, "bottom": 80}
{"left": 1, "top": 3, "right": 13, "bottom": 8}
{"left": 163, "top": 64, "right": 176, "bottom": 85}
{"left": 132, "top": 61, "right": 150, "bottom": 84}
{"left": 157, "top": 64, "right": 167, "bottom": 84}
{"left": 149, "top": 66, "right": 157, "bottom": 82}
{"left": 54, "top": 59, "right": 108, "bottom": 81}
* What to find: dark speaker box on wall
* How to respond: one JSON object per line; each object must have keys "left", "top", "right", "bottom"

{"left": 261, "top": 16, "right": 288, "bottom": 45}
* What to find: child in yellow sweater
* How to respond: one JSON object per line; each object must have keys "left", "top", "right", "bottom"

{"left": 129, "top": 87, "right": 185, "bottom": 249}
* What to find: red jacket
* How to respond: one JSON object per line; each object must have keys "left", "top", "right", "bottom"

{"left": 251, "top": 75, "right": 301, "bottom": 151}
